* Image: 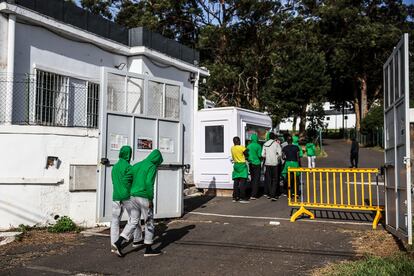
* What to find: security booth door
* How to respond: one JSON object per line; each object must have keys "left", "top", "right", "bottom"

{"left": 98, "top": 68, "right": 183, "bottom": 222}
{"left": 383, "top": 33, "right": 412, "bottom": 244}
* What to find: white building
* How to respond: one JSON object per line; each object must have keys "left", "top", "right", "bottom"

{"left": 278, "top": 102, "right": 356, "bottom": 131}
{"left": 194, "top": 107, "right": 272, "bottom": 189}
{"left": 0, "top": 0, "right": 208, "bottom": 229}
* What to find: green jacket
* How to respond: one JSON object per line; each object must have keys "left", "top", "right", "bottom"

{"left": 128, "top": 149, "right": 163, "bottom": 201}
{"left": 306, "top": 143, "right": 316, "bottom": 157}
{"left": 111, "top": 145, "right": 132, "bottom": 201}
{"left": 292, "top": 135, "right": 303, "bottom": 157}
{"left": 247, "top": 134, "right": 262, "bottom": 166}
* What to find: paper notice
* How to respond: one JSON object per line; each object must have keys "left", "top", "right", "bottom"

{"left": 159, "top": 137, "right": 174, "bottom": 153}
{"left": 110, "top": 134, "right": 128, "bottom": 151}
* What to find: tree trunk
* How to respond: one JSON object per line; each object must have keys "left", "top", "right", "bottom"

{"left": 292, "top": 116, "right": 298, "bottom": 133}
{"left": 299, "top": 105, "right": 307, "bottom": 138}
{"left": 359, "top": 75, "right": 368, "bottom": 119}
{"left": 353, "top": 98, "right": 361, "bottom": 131}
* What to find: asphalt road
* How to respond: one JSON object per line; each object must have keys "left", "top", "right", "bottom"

{"left": 0, "top": 139, "right": 385, "bottom": 276}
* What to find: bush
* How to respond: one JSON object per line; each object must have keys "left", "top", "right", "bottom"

{"left": 48, "top": 216, "right": 81, "bottom": 233}
{"left": 324, "top": 255, "right": 414, "bottom": 276}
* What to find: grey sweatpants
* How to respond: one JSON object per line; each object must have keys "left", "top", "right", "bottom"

{"left": 110, "top": 201, "right": 142, "bottom": 245}
{"left": 120, "top": 197, "right": 155, "bottom": 245}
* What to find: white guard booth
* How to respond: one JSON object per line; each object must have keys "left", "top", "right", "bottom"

{"left": 194, "top": 107, "right": 272, "bottom": 189}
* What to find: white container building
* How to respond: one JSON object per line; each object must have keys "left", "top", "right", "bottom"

{"left": 0, "top": 0, "right": 208, "bottom": 229}
{"left": 194, "top": 107, "right": 272, "bottom": 189}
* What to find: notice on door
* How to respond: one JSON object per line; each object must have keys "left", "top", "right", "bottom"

{"left": 159, "top": 137, "right": 174, "bottom": 153}
{"left": 137, "top": 137, "right": 153, "bottom": 150}
{"left": 110, "top": 133, "right": 128, "bottom": 151}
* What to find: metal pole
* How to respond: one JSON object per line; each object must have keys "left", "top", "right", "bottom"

{"left": 5, "top": 14, "right": 16, "bottom": 125}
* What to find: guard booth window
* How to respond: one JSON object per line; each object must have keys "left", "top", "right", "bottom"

{"left": 245, "top": 124, "right": 269, "bottom": 147}
{"left": 205, "top": 125, "right": 224, "bottom": 153}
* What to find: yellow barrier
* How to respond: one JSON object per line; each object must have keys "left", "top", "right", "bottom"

{"left": 287, "top": 167, "right": 383, "bottom": 229}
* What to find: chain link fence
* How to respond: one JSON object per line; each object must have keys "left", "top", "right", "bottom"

{"left": 344, "top": 128, "right": 384, "bottom": 148}
{"left": 0, "top": 72, "right": 99, "bottom": 128}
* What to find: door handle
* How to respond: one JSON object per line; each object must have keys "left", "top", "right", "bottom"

{"left": 100, "top": 158, "right": 110, "bottom": 166}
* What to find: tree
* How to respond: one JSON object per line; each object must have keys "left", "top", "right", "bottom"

{"left": 80, "top": 0, "right": 117, "bottom": 19}
{"left": 306, "top": 102, "right": 326, "bottom": 140}
{"left": 115, "top": 0, "right": 202, "bottom": 47}
{"left": 304, "top": 0, "right": 412, "bottom": 130}
{"left": 263, "top": 18, "right": 331, "bottom": 136}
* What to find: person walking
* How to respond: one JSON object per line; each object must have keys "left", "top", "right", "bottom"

{"left": 282, "top": 136, "right": 301, "bottom": 196}
{"left": 110, "top": 145, "right": 141, "bottom": 252}
{"left": 247, "top": 133, "right": 262, "bottom": 200}
{"left": 113, "top": 149, "right": 164, "bottom": 257}
{"left": 262, "top": 132, "right": 282, "bottom": 201}
{"left": 231, "top": 136, "right": 249, "bottom": 203}
{"left": 350, "top": 138, "right": 359, "bottom": 168}
{"left": 292, "top": 135, "right": 303, "bottom": 158}
{"left": 305, "top": 139, "right": 316, "bottom": 168}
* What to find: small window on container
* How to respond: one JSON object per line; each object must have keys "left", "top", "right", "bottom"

{"left": 344, "top": 116, "right": 348, "bottom": 120}
{"left": 205, "top": 125, "right": 224, "bottom": 153}
{"left": 326, "top": 117, "right": 330, "bottom": 121}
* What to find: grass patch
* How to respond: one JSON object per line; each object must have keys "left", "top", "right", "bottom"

{"left": 48, "top": 216, "right": 82, "bottom": 233}
{"left": 315, "top": 254, "right": 414, "bottom": 276}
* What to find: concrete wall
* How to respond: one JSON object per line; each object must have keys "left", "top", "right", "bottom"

{"left": 14, "top": 22, "right": 127, "bottom": 78}
{"left": 0, "top": 22, "right": 126, "bottom": 229}
{"left": 0, "top": 126, "right": 99, "bottom": 229}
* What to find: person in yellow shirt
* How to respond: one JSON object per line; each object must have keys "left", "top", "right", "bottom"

{"left": 231, "top": 136, "right": 249, "bottom": 203}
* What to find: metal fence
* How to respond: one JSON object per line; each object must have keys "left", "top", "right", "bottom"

{"left": 344, "top": 128, "right": 384, "bottom": 148}
{"left": 0, "top": 73, "right": 99, "bottom": 128}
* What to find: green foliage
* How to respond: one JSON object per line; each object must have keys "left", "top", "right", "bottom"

{"left": 16, "top": 224, "right": 33, "bottom": 234}
{"left": 361, "top": 105, "right": 384, "bottom": 133}
{"left": 80, "top": 0, "right": 414, "bottom": 128}
{"left": 306, "top": 103, "right": 326, "bottom": 139}
{"left": 324, "top": 255, "right": 414, "bottom": 276}
{"left": 48, "top": 216, "right": 81, "bottom": 233}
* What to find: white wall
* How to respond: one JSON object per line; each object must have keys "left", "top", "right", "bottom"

{"left": 0, "top": 126, "right": 99, "bottom": 229}
{"left": 0, "top": 22, "right": 126, "bottom": 229}
{"left": 14, "top": 22, "right": 127, "bottom": 78}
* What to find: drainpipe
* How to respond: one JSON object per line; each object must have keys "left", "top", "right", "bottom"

{"left": 5, "top": 14, "right": 16, "bottom": 125}
{"left": 192, "top": 70, "right": 200, "bottom": 185}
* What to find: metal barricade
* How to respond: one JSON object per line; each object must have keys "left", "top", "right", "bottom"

{"left": 287, "top": 168, "right": 383, "bottom": 229}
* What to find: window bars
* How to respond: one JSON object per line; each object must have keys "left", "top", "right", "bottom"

{"left": 0, "top": 71, "right": 100, "bottom": 128}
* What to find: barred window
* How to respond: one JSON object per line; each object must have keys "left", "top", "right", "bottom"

{"left": 35, "top": 70, "right": 99, "bottom": 128}
{"left": 35, "top": 71, "right": 68, "bottom": 126}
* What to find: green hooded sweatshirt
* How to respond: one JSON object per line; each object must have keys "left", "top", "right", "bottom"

{"left": 247, "top": 133, "right": 262, "bottom": 166}
{"left": 128, "top": 149, "right": 163, "bottom": 201}
{"left": 111, "top": 145, "right": 132, "bottom": 201}
{"left": 292, "top": 135, "right": 303, "bottom": 158}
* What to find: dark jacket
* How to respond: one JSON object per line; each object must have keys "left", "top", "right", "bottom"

{"left": 351, "top": 140, "right": 359, "bottom": 155}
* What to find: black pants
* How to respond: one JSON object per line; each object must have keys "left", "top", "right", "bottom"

{"left": 350, "top": 153, "right": 359, "bottom": 168}
{"left": 249, "top": 164, "right": 261, "bottom": 198}
{"left": 265, "top": 165, "right": 280, "bottom": 198}
{"left": 233, "top": 178, "right": 247, "bottom": 200}
{"left": 289, "top": 172, "right": 301, "bottom": 196}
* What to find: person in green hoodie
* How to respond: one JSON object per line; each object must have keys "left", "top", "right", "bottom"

{"left": 305, "top": 139, "right": 316, "bottom": 168}
{"left": 292, "top": 135, "right": 303, "bottom": 158}
{"left": 113, "top": 149, "right": 164, "bottom": 257}
{"left": 110, "top": 145, "right": 140, "bottom": 250}
{"left": 247, "top": 133, "right": 262, "bottom": 199}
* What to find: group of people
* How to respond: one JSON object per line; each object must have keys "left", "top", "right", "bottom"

{"left": 230, "top": 132, "right": 317, "bottom": 203}
{"left": 110, "top": 145, "right": 163, "bottom": 257}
